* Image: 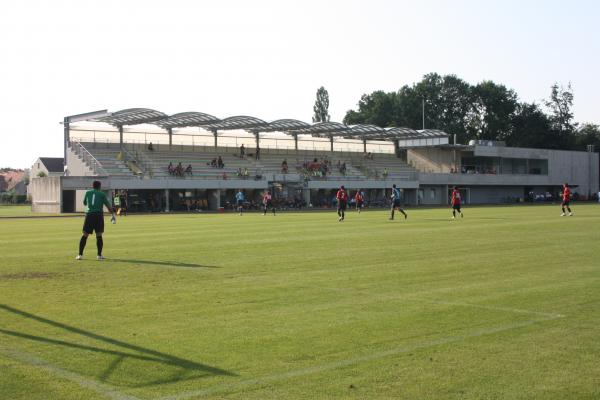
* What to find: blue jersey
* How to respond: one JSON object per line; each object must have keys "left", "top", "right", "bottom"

{"left": 392, "top": 188, "right": 401, "bottom": 200}
{"left": 235, "top": 192, "right": 245, "bottom": 202}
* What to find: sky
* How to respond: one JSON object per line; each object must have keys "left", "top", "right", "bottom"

{"left": 0, "top": 0, "right": 599, "bottom": 168}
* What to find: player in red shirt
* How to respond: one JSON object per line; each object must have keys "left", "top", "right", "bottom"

{"left": 561, "top": 183, "right": 573, "bottom": 216}
{"left": 354, "top": 189, "right": 364, "bottom": 213}
{"left": 336, "top": 185, "right": 348, "bottom": 222}
{"left": 262, "top": 190, "right": 276, "bottom": 216}
{"left": 451, "top": 186, "right": 463, "bottom": 219}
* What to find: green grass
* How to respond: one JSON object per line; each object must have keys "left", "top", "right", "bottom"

{"left": 0, "top": 204, "right": 73, "bottom": 218}
{"left": 0, "top": 205, "right": 599, "bottom": 399}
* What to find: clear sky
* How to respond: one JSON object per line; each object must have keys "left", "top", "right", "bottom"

{"left": 1, "top": 0, "right": 598, "bottom": 168}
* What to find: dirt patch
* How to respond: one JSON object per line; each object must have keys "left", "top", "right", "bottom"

{"left": 0, "top": 272, "right": 60, "bottom": 280}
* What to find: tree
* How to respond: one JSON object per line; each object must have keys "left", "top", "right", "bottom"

{"left": 37, "top": 171, "right": 47, "bottom": 178}
{"left": 343, "top": 91, "right": 398, "bottom": 127}
{"left": 312, "top": 87, "right": 330, "bottom": 123}
{"left": 507, "top": 102, "right": 552, "bottom": 148}
{"left": 468, "top": 81, "right": 518, "bottom": 141}
{"left": 545, "top": 83, "right": 577, "bottom": 134}
{"left": 574, "top": 123, "right": 600, "bottom": 150}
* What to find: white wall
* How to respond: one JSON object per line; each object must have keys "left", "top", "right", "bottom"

{"left": 30, "top": 177, "right": 61, "bottom": 213}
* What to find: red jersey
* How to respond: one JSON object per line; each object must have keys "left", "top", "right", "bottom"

{"left": 451, "top": 189, "right": 461, "bottom": 205}
{"left": 562, "top": 187, "right": 571, "bottom": 201}
{"left": 354, "top": 192, "right": 363, "bottom": 202}
{"left": 263, "top": 193, "right": 272, "bottom": 204}
{"left": 336, "top": 189, "right": 347, "bottom": 202}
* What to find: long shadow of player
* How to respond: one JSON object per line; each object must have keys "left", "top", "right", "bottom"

{"left": 0, "top": 304, "right": 235, "bottom": 387}
{"left": 107, "top": 259, "right": 219, "bottom": 269}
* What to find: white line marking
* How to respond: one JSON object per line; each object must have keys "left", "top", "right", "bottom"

{"left": 422, "top": 299, "right": 565, "bottom": 319}
{"left": 159, "top": 315, "right": 562, "bottom": 400}
{"left": 0, "top": 345, "right": 141, "bottom": 400}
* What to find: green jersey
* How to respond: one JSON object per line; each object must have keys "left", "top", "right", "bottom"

{"left": 83, "top": 189, "right": 112, "bottom": 214}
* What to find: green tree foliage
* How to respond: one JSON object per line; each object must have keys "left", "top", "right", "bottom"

{"left": 344, "top": 74, "right": 597, "bottom": 151}
{"left": 312, "top": 87, "right": 330, "bottom": 123}
{"left": 574, "top": 123, "right": 600, "bottom": 150}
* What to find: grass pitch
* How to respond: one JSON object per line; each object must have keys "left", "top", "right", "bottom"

{"left": 1, "top": 205, "right": 599, "bottom": 399}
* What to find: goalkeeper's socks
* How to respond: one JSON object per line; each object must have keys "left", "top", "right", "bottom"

{"left": 79, "top": 235, "right": 87, "bottom": 256}
{"left": 96, "top": 236, "right": 103, "bottom": 256}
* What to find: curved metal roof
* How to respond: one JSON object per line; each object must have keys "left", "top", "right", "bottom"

{"left": 262, "top": 119, "right": 311, "bottom": 133}
{"left": 155, "top": 112, "right": 220, "bottom": 129}
{"left": 95, "top": 108, "right": 168, "bottom": 127}
{"left": 344, "top": 124, "right": 387, "bottom": 139}
{"left": 301, "top": 121, "right": 349, "bottom": 137}
{"left": 85, "top": 108, "right": 450, "bottom": 143}
{"left": 206, "top": 115, "right": 267, "bottom": 131}
{"left": 385, "top": 127, "right": 421, "bottom": 137}
{"left": 417, "top": 129, "right": 449, "bottom": 138}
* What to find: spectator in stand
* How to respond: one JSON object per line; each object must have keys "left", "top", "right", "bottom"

{"left": 148, "top": 142, "right": 154, "bottom": 151}
{"left": 185, "top": 164, "right": 193, "bottom": 176}
{"left": 168, "top": 162, "right": 174, "bottom": 175}
{"left": 382, "top": 168, "right": 388, "bottom": 179}
{"left": 236, "top": 167, "right": 243, "bottom": 178}
{"left": 243, "top": 167, "right": 249, "bottom": 179}
{"left": 281, "top": 159, "right": 288, "bottom": 173}
{"left": 210, "top": 158, "right": 217, "bottom": 168}
{"left": 217, "top": 156, "right": 224, "bottom": 168}
{"left": 176, "top": 162, "right": 184, "bottom": 177}
{"left": 240, "top": 144, "right": 245, "bottom": 158}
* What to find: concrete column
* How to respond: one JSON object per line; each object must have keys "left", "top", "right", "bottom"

{"left": 165, "top": 189, "right": 170, "bottom": 212}
{"left": 294, "top": 134, "right": 298, "bottom": 151}
{"left": 213, "top": 130, "right": 218, "bottom": 149}
{"left": 63, "top": 117, "right": 70, "bottom": 169}
{"left": 168, "top": 128, "right": 173, "bottom": 149}
{"left": 119, "top": 125, "right": 124, "bottom": 147}
{"left": 330, "top": 136, "right": 334, "bottom": 152}
{"left": 363, "top": 139, "right": 367, "bottom": 154}
{"left": 208, "top": 189, "right": 221, "bottom": 210}
{"left": 303, "top": 188, "right": 311, "bottom": 206}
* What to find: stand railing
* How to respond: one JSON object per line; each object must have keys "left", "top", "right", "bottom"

{"left": 69, "top": 139, "right": 108, "bottom": 175}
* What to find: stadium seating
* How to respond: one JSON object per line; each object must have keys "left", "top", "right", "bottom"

{"left": 76, "top": 142, "right": 417, "bottom": 181}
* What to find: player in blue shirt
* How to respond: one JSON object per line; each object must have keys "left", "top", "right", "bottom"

{"left": 389, "top": 184, "right": 407, "bottom": 220}
{"left": 235, "top": 190, "right": 245, "bottom": 216}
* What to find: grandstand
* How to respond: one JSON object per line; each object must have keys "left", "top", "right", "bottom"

{"left": 28, "top": 108, "right": 599, "bottom": 213}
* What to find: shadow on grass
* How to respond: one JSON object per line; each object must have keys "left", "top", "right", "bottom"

{"left": 107, "top": 258, "right": 219, "bottom": 269}
{"left": 0, "top": 304, "right": 235, "bottom": 387}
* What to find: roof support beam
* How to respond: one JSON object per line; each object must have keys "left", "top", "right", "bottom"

{"left": 293, "top": 134, "right": 298, "bottom": 151}
{"left": 168, "top": 128, "right": 173, "bottom": 149}
{"left": 118, "top": 125, "right": 124, "bottom": 148}
{"left": 212, "top": 130, "right": 218, "bottom": 149}
{"left": 363, "top": 139, "right": 367, "bottom": 154}
{"left": 330, "top": 136, "right": 334, "bottom": 152}
{"left": 254, "top": 133, "right": 260, "bottom": 160}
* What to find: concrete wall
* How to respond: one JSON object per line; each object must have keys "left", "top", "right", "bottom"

{"left": 473, "top": 145, "right": 599, "bottom": 196}
{"left": 30, "top": 177, "right": 61, "bottom": 213}
{"left": 469, "top": 186, "right": 524, "bottom": 204}
{"left": 66, "top": 148, "right": 96, "bottom": 177}
{"left": 408, "top": 148, "right": 457, "bottom": 173}
{"left": 418, "top": 185, "right": 447, "bottom": 205}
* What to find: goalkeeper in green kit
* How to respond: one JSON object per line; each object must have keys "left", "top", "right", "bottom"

{"left": 76, "top": 180, "right": 116, "bottom": 260}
